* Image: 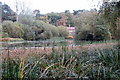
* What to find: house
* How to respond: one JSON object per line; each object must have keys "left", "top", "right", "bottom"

{"left": 66, "top": 26, "right": 75, "bottom": 35}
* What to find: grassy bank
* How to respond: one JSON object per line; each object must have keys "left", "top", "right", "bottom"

{"left": 75, "top": 39, "right": 118, "bottom": 45}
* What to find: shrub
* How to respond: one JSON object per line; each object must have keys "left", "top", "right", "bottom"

{"left": 2, "top": 21, "right": 24, "bottom": 38}
{"left": 22, "top": 25, "right": 35, "bottom": 40}
{"left": 45, "top": 25, "right": 59, "bottom": 37}
{"left": 75, "top": 30, "right": 94, "bottom": 41}
{"left": 57, "top": 26, "right": 69, "bottom": 37}
{"left": 26, "top": 21, "right": 68, "bottom": 40}
{"left": 75, "top": 25, "right": 110, "bottom": 41}
{"left": 2, "top": 20, "right": 69, "bottom": 41}
{"left": 93, "top": 25, "right": 110, "bottom": 41}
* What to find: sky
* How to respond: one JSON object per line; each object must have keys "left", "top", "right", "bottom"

{"left": 1, "top": 0, "right": 102, "bottom": 14}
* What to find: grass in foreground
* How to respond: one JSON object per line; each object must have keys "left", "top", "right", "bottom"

{"left": 2, "top": 44, "right": 120, "bottom": 80}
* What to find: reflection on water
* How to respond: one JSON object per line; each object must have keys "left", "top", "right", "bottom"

{"left": 1, "top": 40, "right": 114, "bottom": 50}
{"left": 1, "top": 40, "right": 74, "bottom": 49}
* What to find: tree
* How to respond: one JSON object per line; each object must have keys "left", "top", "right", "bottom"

{"left": 65, "top": 12, "right": 74, "bottom": 26}
{"left": 2, "top": 3, "right": 16, "bottom": 22}
{"left": 18, "top": 14, "right": 35, "bottom": 25}
{"left": 73, "top": 10, "right": 87, "bottom": 15}
{"left": 14, "top": 0, "right": 32, "bottom": 22}
{"left": 93, "top": 25, "right": 110, "bottom": 41}
{"left": 65, "top": 10, "right": 70, "bottom": 13}
{"left": 73, "top": 10, "right": 79, "bottom": 15}
{"left": 100, "top": 1, "right": 120, "bottom": 39}
{"left": 73, "top": 10, "right": 97, "bottom": 32}
{"left": 14, "top": 0, "right": 32, "bottom": 15}
{"left": 56, "top": 13, "right": 68, "bottom": 26}
{"left": 47, "top": 13, "right": 62, "bottom": 25}
{"left": 13, "top": 1, "right": 34, "bottom": 24}
{"left": 33, "top": 9, "right": 41, "bottom": 20}
{"left": 74, "top": 9, "right": 110, "bottom": 41}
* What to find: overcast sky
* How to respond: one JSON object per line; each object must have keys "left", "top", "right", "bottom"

{"left": 1, "top": 0, "right": 102, "bottom": 14}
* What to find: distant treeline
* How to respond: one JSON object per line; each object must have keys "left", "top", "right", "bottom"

{"left": 1, "top": 1, "right": 120, "bottom": 41}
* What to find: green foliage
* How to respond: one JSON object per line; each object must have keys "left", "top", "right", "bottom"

{"left": 57, "top": 26, "right": 69, "bottom": 37}
{"left": 74, "top": 10, "right": 113, "bottom": 41}
{"left": 75, "top": 25, "right": 111, "bottom": 41}
{"left": 47, "top": 13, "right": 62, "bottom": 25}
{"left": 22, "top": 20, "right": 68, "bottom": 40}
{"left": 93, "top": 25, "right": 110, "bottom": 40}
{"left": 75, "top": 30, "right": 93, "bottom": 41}
{"left": 2, "top": 20, "right": 68, "bottom": 40}
{"left": 2, "top": 45, "right": 120, "bottom": 79}
{"left": 100, "top": 1, "right": 120, "bottom": 39}
{"left": 75, "top": 39, "right": 118, "bottom": 46}
{"left": 2, "top": 4, "right": 16, "bottom": 22}
{"left": 31, "top": 20, "right": 45, "bottom": 40}
{"left": 2, "top": 48, "right": 19, "bottom": 79}
{"left": 23, "top": 25, "right": 35, "bottom": 40}
{"left": 44, "top": 24, "right": 59, "bottom": 37}
{"left": 2, "top": 21, "right": 24, "bottom": 38}
{"left": 30, "top": 21, "right": 68, "bottom": 40}
{"left": 65, "top": 13, "right": 74, "bottom": 26}
{"left": 74, "top": 10, "right": 97, "bottom": 41}
{"left": 49, "top": 37, "right": 65, "bottom": 41}
{"left": 86, "top": 48, "right": 120, "bottom": 79}
{"left": 33, "top": 9, "right": 40, "bottom": 20}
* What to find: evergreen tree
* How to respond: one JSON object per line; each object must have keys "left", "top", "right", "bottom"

{"left": 2, "top": 3, "right": 16, "bottom": 22}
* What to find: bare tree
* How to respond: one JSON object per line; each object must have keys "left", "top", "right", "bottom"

{"left": 14, "top": 0, "right": 32, "bottom": 22}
